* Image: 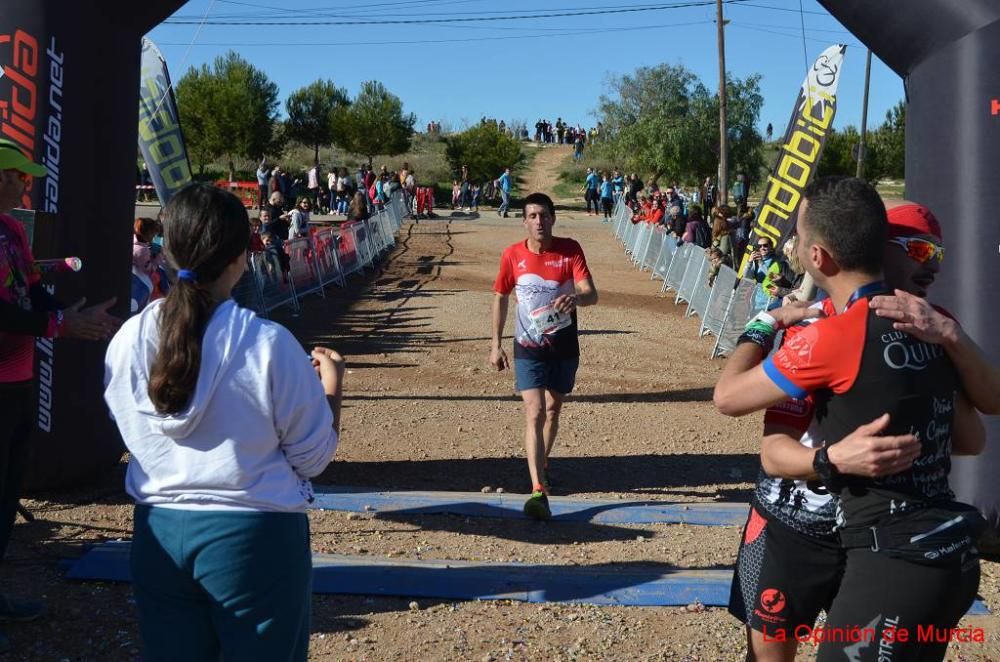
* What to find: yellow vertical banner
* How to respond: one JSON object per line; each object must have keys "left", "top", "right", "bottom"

{"left": 739, "top": 44, "right": 847, "bottom": 275}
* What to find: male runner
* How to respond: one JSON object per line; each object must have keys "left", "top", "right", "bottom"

{"left": 729, "top": 202, "right": 997, "bottom": 661}
{"left": 490, "top": 193, "right": 598, "bottom": 520}
{"left": 714, "top": 177, "right": 985, "bottom": 661}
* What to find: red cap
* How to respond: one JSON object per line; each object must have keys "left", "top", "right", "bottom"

{"left": 887, "top": 203, "right": 942, "bottom": 241}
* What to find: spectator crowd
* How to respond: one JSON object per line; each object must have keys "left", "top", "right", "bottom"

{"left": 603, "top": 168, "right": 781, "bottom": 302}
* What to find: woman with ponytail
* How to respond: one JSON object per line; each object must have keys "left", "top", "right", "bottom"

{"left": 104, "top": 183, "right": 344, "bottom": 661}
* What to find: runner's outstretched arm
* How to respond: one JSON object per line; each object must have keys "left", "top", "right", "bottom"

{"left": 871, "top": 290, "right": 1000, "bottom": 414}
{"left": 714, "top": 344, "right": 797, "bottom": 417}
{"left": 714, "top": 304, "right": 822, "bottom": 417}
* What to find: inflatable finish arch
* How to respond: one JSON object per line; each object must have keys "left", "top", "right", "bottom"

{"left": 3, "top": 1, "right": 998, "bottom": 521}
{"left": 819, "top": 0, "right": 1000, "bottom": 526}
{"left": 0, "top": 0, "right": 185, "bottom": 489}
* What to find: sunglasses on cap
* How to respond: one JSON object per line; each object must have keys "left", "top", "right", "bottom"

{"left": 889, "top": 236, "right": 944, "bottom": 264}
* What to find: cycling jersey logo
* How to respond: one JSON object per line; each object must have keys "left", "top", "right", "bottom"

{"left": 775, "top": 326, "right": 816, "bottom": 374}
{"left": 881, "top": 331, "right": 944, "bottom": 371}
{"left": 771, "top": 398, "right": 809, "bottom": 417}
{"left": 760, "top": 588, "right": 786, "bottom": 615}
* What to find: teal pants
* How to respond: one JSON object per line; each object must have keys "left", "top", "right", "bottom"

{"left": 131, "top": 504, "right": 312, "bottom": 662}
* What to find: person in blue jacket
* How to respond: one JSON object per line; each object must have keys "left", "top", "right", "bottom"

{"left": 497, "top": 167, "right": 512, "bottom": 218}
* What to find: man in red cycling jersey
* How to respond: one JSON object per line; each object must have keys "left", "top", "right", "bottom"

{"left": 729, "top": 200, "right": 999, "bottom": 661}
{"left": 715, "top": 177, "right": 986, "bottom": 661}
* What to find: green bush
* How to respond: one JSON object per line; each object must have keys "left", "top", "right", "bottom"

{"left": 445, "top": 124, "right": 524, "bottom": 184}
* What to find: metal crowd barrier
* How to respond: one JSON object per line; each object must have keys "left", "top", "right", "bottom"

{"left": 628, "top": 223, "right": 649, "bottom": 263}
{"left": 232, "top": 260, "right": 267, "bottom": 312}
{"left": 674, "top": 248, "right": 705, "bottom": 307}
{"left": 230, "top": 191, "right": 405, "bottom": 318}
{"left": 252, "top": 250, "right": 300, "bottom": 314}
{"left": 612, "top": 201, "right": 629, "bottom": 239}
{"left": 605, "top": 194, "right": 778, "bottom": 358}
{"left": 713, "top": 277, "right": 756, "bottom": 358}
{"left": 337, "top": 222, "right": 364, "bottom": 278}
{"left": 622, "top": 219, "right": 638, "bottom": 254}
{"left": 651, "top": 237, "right": 676, "bottom": 282}
{"left": 640, "top": 228, "right": 665, "bottom": 272}
{"left": 700, "top": 265, "right": 737, "bottom": 338}
{"left": 313, "top": 227, "right": 346, "bottom": 289}
{"left": 662, "top": 243, "right": 692, "bottom": 294}
{"left": 285, "top": 237, "right": 325, "bottom": 300}
{"left": 686, "top": 255, "right": 714, "bottom": 319}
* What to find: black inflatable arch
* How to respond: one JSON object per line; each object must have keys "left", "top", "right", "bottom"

{"left": 3, "top": 2, "right": 997, "bottom": 527}
{"left": 819, "top": 0, "right": 1000, "bottom": 526}
{"left": 0, "top": 0, "right": 185, "bottom": 489}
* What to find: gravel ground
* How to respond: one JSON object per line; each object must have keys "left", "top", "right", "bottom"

{"left": 5, "top": 206, "right": 998, "bottom": 661}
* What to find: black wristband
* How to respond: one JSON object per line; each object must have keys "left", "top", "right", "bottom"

{"left": 737, "top": 328, "right": 775, "bottom": 355}
{"left": 813, "top": 446, "right": 842, "bottom": 491}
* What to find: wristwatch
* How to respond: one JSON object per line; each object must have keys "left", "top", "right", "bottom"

{"left": 813, "top": 446, "right": 841, "bottom": 490}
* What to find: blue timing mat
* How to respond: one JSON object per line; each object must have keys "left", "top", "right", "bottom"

{"left": 65, "top": 542, "right": 729, "bottom": 607}
{"left": 65, "top": 542, "right": 991, "bottom": 614}
{"left": 311, "top": 487, "right": 749, "bottom": 526}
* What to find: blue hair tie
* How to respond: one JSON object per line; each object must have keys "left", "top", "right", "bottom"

{"left": 177, "top": 269, "right": 198, "bottom": 282}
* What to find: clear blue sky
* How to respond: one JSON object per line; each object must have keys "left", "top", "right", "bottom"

{"left": 147, "top": 0, "right": 903, "bottom": 134}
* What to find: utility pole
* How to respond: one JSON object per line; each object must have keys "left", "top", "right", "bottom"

{"left": 856, "top": 48, "right": 873, "bottom": 178}
{"left": 716, "top": 0, "right": 729, "bottom": 206}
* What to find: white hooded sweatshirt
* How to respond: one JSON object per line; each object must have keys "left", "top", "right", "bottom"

{"left": 104, "top": 298, "right": 337, "bottom": 512}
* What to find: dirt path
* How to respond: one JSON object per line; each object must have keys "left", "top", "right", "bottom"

{"left": 521, "top": 143, "right": 575, "bottom": 205}
{"left": 10, "top": 209, "right": 1000, "bottom": 660}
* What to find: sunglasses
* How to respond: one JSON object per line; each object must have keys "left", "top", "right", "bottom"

{"left": 889, "top": 236, "right": 944, "bottom": 264}
{"left": 756, "top": 243, "right": 771, "bottom": 249}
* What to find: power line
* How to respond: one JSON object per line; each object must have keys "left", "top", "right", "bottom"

{"left": 730, "top": 20, "right": 851, "bottom": 35}
{"left": 158, "top": 18, "right": 714, "bottom": 47}
{"left": 177, "top": 0, "right": 716, "bottom": 19}
{"left": 727, "top": 22, "right": 861, "bottom": 48}
{"left": 732, "top": 1, "right": 827, "bottom": 15}
{"left": 163, "top": 0, "right": 753, "bottom": 25}
{"left": 173, "top": 0, "right": 494, "bottom": 21}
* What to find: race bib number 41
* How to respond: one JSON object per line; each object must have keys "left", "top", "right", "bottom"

{"left": 529, "top": 304, "right": 572, "bottom": 336}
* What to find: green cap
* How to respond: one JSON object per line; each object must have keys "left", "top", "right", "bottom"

{"left": 0, "top": 138, "right": 47, "bottom": 177}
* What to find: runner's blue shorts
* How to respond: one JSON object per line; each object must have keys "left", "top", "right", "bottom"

{"left": 514, "top": 358, "right": 579, "bottom": 394}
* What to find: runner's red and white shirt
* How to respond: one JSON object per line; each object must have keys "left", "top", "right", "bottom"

{"left": 494, "top": 237, "right": 591, "bottom": 360}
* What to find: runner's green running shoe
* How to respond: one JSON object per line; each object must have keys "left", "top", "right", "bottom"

{"left": 523, "top": 491, "right": 551, "bottom": 520}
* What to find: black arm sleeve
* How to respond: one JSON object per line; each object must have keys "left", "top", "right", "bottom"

{"left": 0, "top": 300, "right": 50, "bottom": 337}
{"left": 29, "top": 282, "right": 61, "bottom": 313}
